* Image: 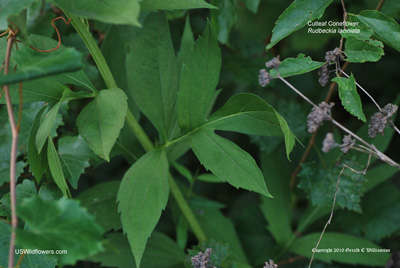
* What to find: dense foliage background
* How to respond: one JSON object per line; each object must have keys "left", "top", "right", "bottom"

{"left": 0, "top": 0, "right": 399, "bottom": 268}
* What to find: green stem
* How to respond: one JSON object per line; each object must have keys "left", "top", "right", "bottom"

{"left": 169, "top": 176, "right": 207, "bottom": 243}
{"left": 64, "top": 11, "right": 207, "bottom": 242}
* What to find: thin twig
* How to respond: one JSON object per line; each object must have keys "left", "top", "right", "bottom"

{"left": 339, "top": 0, "right": 348, "bottom": 51}
{"left": 308, "top": 152, "right": 372, "bottom": 268}
{"left": 3, "top": 27, "right": 19, "bottom": 268}
{"left": 376, "top": 0, "right": 386, "bottom": 11}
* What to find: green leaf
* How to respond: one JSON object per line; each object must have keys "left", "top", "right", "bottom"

{"left": 381, "top": 0, "right": 400, "bottom": 18}
{"left": 38, "top": 183, "right": 63, "bottom": 201}
{"left": 210, "top": 0, "right": 237, "bottom": 44}
{"left": 269, "top": 54, "right": 325, "bottom": 78}
{"left": 298, "top": 160, "right": 365, "bottom": 213}
{"left": 0, "top": 0, "right": 38, "bottom": 30}
{"left": 0, "top": 179, "right": 37, "bottom": 218}
{"left": 177, "top": 20, "right": 221, "bottom": 131}
{"left": 141, "top": 0, "right": 216, "bottom": 12}
{"left": 357, "top": 10, "right": 400, "bottom": 53}
{"left": 197, "top": 173, "right": 222, "bottom": 183}
{"left": 88, "top": 231, "right": 185, "bottom": 268}
{"left": 126, "top": 12, "right": 178, "bottom": 138}
{"left": 196, "top": 209, "right": 249, "bottom": 263}
{"left": 58, "top": 135, "right": 96, "bottom": 189}
{"left": 16, "top": 196, "right": 104, "bottom": 265}
{"left": 0, "top": 221, "right": 58, "bottom": 267}
{"left": 243, "top": 0, "right": 260, "bottom": 13}
{"left": 54, "top": 0, "right": 140, "bottom": 26}
{"left": 177, "top": 15, "right": 195, "bottom": 65}
{"left": 117, "top": 149, "right": 170, "bottom": 267}
{"left": 207, "top": 93, "right": 296, "bottom": 158}
{"left": 77, "top": 181, "right": 122, "bottom": 232}
{"left": 35, "top": 101, "right": 60, "bottom": 153}
{"left": 266, "top": 0, "right": 333, "bottom": 50}
{"left": 77, "top": 88, "right": 128, "bottom": 161}
{"left": 290, "top": 232, "right": 390, "bottom": 266}
{"left": 0, "top": 45, "right": 83, "bottom": 87}
{"left": 190, "top": 129, "right": 271, "bottom": 197}
{"left": 332, "top": 74, "right": 366, "bottom": 122}
{"left": 47, "top": 137, "right": 70, "bottom": 197}
{"left": 364, "top": 164, "right": 399, "bottom": 192}
{"left": 259, "top": 152, "right": 293, "bottom": 245}
{"left": 344, "top": 36, "right": 384, "bottom": 63}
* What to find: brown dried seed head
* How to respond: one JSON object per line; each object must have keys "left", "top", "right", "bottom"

{"left": 318, "top": 65, "right": 330, "bottom": 87}
{"left": 265, "top": 56, "right": 281, "bottom": 69}
{"left": 264, "top": 259, "right": 278, "bottom": 268}
{"left": 307, "top": 102, "right": 335, "bottom": 133}
{"left": 322, "top": 132, "right": 336, "bottom": 153}
{"left": 259, "top": 69, "right": 272, "bottom": 87}
{"left": 325, "top": 47, "right": 343, "bottom": 64}
{"left": 340, "top": 135, "right": 355, "bottom": 154}
{"left": 191, "top": 248, "right": 216, "bottom": 268}
{"left": 368, "top": 103, "right": 398, "bottom": 138}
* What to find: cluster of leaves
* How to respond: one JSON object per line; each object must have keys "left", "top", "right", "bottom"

{"left": 0, "top": 0, "right": 400, "bottom": 268}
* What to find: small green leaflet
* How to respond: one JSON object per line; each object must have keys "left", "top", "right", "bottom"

{"left": 191, "top": 129, "right": 271, "bottom": 197}
{"left": 243, "top": 0, "right": 260, "bottom": 13}
{"left": 126, "top": 12, "right": 178, "bottom": 139}
{"left": 269, "top": 54, "right": 325, "bottom": 78}
{"left": 140, "top": 0, "right": 216, "bottom": 12}
{"left": 0, "top": 45, "right": 83, "bottom": 87}
{"left": 177, "top": 20, "right": 221, "bottom": 131}
{"left": 357, "top": 10, "right": 400, "bottom": 53}
{"left": 77, "top": 88, "right": 128, "bottom": 161}
{"left": 177, "top": 15, "right": 195, "bottom": 65}
{"left": 54, "top": 0, "right": 140, "bottom": 26}
{"left": 16, "top": 196, "right": 104, "bottom": 265}
{"left": 290, "top": 232, "right": 390, "bottom": 266}
{"left": 47, "top": 137, "right": 71, "bottom": 197}
{"left": 344, "top": 36, "right": 384, "bottom": 63}
{"left": 342, "top": 14, "right": 384, "bottom": 63}
{"left": 332, "top": 74, "right": 366, "bottom": 122}
{"left": 58, "top": 135, "right": 97, "bottom": 189}
{"left": 210, "top": 0, "right": 237, "bottom": 45}
{"left": 35, "top": 101, "right": 61, "bottom": 153}
{"left": 266, "top": 0, "right": 333, "bottom": 50}
{"left": 117, "top": 149, "right": 169, "bottom": 267}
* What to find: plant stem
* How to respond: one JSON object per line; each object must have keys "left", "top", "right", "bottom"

{"left": 64, "top": 11, "right": 207, "bottom": 242}
{"left": 3, "top": 32, "right": 18, "bottom": 268}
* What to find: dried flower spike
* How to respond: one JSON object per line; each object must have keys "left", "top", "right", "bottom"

{"left": 307, "top": 102, "right": 334, "bottom": 133}
{"left": 322, "top": 132, "right": 336, "bottom": 153}
{"left": 259, "top": 69, "right": 272, "bottom": 87}
{"left": 264, "top": 259, "right": 278, "bottom": 268}
{"left": 265, "top": 56, "right": 281, "bottom": 69}
{"left": 325, "top": 47, "right": 344, "bottom": 64}
{"left": 368, "top": 103, "right": 398, "bottom": 138}
{"left": 340, "top": 135, "right": 355, "bottom": 154}
{"left": 318, "top": 65, "right": 330, "bottom": 87}
{"left": 191, "top": 248, "right": 216, "bottom": 268}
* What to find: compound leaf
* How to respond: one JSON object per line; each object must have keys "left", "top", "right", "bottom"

{"left": 266, "top": 0, "right": 333, "bottom": 50}
{"left": 77, "top": 88, "right": 128, "bottom": 161}
{"left": 117, "top": 149, "right": 169, "bottom": 267}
